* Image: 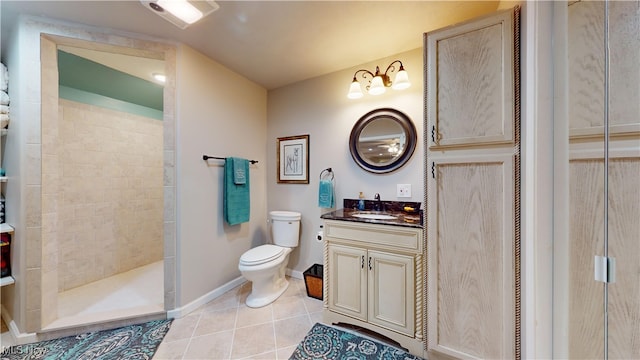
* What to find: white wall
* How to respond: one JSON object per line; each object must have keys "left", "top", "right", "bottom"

{"left": 176, "top": 45, "right": 268, "bottom": 306}
{"left": 0, "top": 13, "right": 28, "bottom": 333}
{"left": 267, "top": 48, "right": 424, "bottom": 274}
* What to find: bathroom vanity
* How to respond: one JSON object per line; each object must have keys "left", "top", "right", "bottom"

{"left": 321, "top": 207, "right": 424, "bottom": 356}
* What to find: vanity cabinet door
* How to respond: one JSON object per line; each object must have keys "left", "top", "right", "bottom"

{"left": 367, "top": 250, "right": 415, "bottom": 336}
{"left": 327, "top": 244, "right": 367, "bottom": 322}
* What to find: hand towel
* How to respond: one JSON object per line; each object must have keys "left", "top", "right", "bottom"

{"left": 318, "top": 179, "right": 335, "bottom": 208}
{"left": 0, "top": 63, "right": 7, "bottom": 92}
{"left": 232, "top": 157, "right": 247, "bottom": 184}
{"left": 224, "top": 157, "right": 250, "bottom": 225}
{"left": 0, "top": 114, "right": 9, "bottom": 129}
{"left": 0, "top": 105, "right": 9, "bottom": 114}
{"left": 0, "top": 91, "right": 8, "bottom": 106}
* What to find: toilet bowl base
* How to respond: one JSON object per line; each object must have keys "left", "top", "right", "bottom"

{"left": 245, "top": 278, "right": 289, "bottom": 308}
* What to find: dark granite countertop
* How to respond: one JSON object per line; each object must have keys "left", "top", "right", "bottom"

{"left": 321, "top": 208, "right": 423, "bottom": 229}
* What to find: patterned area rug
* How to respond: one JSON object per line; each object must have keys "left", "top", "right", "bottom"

{"left": 290, "top": 323, "right": 424, "bottom": 360}
{"left": 1, "top": 319, "right": 171, "bottom": 360}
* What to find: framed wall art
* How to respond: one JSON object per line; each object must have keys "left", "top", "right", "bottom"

{"left": 277, "top": 134, "right": 309, "bottom": 184}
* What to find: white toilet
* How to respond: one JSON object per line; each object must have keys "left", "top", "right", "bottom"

{"left": 238, "top": 210, "right": 301, "bottom": 308}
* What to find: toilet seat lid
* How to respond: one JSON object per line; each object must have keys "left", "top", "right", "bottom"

{"left": 240, "top": 245, "right": 284, "bottom": 266}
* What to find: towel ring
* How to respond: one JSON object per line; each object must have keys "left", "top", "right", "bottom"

{"left": 320, "top": 168, "right": 334, "bottom": 181}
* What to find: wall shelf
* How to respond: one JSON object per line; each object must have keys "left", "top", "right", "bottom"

{"left": 1, "top": 275, "right": 14, "bottom": 287}
{"left": 0, "top": 177, "right": 6, "bottom": 182}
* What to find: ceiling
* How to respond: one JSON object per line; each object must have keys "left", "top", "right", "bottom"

{"left": 0, "top": 1, "right": 500, "bottom": 90}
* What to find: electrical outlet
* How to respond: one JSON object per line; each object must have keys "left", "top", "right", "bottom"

{"left": 397, "top": 184, "right": 411, "bottom": 198}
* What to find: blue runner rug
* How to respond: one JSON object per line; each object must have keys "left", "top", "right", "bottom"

{"left": 1, "top": 319, "right": 171, "bottom": 360}
{"left": 290, "top": 322, "right": 424, "bottom": 360}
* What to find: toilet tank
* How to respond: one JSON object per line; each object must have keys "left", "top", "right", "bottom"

{"left": 270, "top": 211, "right": 301, "bottom": 247}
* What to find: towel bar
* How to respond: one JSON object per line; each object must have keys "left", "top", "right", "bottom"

{"left": 203, "top": 155, "right": 258, "bottom": 164}
{"left": 320, "top": 168, "right": 334, "bottom": 180}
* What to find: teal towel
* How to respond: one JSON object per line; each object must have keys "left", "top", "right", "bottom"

{"left": 232, "top": 157, "right": 246, "bottom": 184}
{"left": 318, "top": 179, "right": 335, "bottom": 208}
{"left": 224, "top": 157, "right": 250, "bottom": 225}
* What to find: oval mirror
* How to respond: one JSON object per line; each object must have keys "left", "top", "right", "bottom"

{"left": 349, "top": 108, "right": 417, "bottom": 173}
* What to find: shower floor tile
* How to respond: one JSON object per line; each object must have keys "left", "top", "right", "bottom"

{"left": 47, "top": 260, "right": 164, "bottom": 330}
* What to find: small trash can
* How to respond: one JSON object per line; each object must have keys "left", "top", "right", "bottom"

{"left": 303, "top": 264, "right": 323, "bottom": 300}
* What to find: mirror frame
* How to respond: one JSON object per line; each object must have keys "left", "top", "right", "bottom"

{"left": 349, "top": 108, "right": 417, "bottom": 173}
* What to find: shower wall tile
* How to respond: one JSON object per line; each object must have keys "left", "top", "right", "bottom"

{"left": 164, "top": 254, "right": 176, "bottom": 310}
{"left": 25, "top": 144, "right": 42, "bottom": 186}
{"left": 163, "top": 114, "right": 175, "bottom": 151}
{"left": 56, "top": 100, "right": 164, "bottom": 291}
{"left": 163, "top": 150, "right": 175, "bottom": 187}
{"left": 25, "top": 185, "right": 42, "bottom": 228}
{"left": 25, "top": 310, "right": 41, "bottom": 334}
{"left": 161, "top": 44, "right": 176, "bottom": 314}
{"left": 41, "top": 154, "right": 60, "bottom": 195}
{"left": 24, "top": 100, "right": 42, "bottom": 146}
{"left": 25, "top": 227, "right": 42, "bottom": 269}
{"left": 25, "top": 268, "right": 42, "bottom": 311}
{"left": 41, "top": 226, "right": 58, "bottom": 270}
{"left": 163, "top": 187, "right": 175, "bottom": 222}
{"left": 165, "top": 291, "right": 176, "bottom": 311}
{"left": 163, "top": 221, "right": 176, "bottom": 257}
{"left": 41, "top": 268, "right": 58, "bottom": 325}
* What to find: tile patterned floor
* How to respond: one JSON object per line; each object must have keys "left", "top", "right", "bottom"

{"left": 152, "top": 277, "right": 324, "bottom": 360}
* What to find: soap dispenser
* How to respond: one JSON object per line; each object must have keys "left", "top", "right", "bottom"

{"left": 358, "top": 192, "right": 365, "bottom": 210}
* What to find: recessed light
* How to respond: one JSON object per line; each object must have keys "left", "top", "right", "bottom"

{"left": 152, "top": 73, "right": 166, "bottom": 83}
{"left": 140, "top": 0, "right": 219, "bottom": 29}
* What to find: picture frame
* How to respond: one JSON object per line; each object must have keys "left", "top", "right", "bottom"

{"left": 277, "top": 134, "right": 309, "bottom": 184}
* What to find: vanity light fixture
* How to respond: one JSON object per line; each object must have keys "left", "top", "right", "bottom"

{"left": 347, "top": 60, "right": 411, "bottom": 99}
{"left": 140, "top": 0, "right": 219, "bottom": 29}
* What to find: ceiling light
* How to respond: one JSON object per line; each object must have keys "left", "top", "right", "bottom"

{"left": 152, "top": 73, "right": 166, "bottom": 83}
{"left": 347, "top": 60, "right": 411, "bottom": 99}
{"left": 141, "top": 0, "right": 219, "bottom": 29}
{"left": 158, "top": 0, "right": 203, "bottom": 24}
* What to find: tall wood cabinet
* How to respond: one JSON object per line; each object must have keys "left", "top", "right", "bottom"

{"left": 424, "top": 7, "right": 521, "bottom": 360}
{"left": 563, "top": 1, "right": 640, "bottom": 358}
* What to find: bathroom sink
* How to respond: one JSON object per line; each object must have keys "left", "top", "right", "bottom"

{"left": 351, "top": 213, "right": 398, "bottom": 220}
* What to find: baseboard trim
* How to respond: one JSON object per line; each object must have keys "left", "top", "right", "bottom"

{"left": 166, "top": 268, "right": 303, "bottom": 319}
{"left": 286, "top": 268, "right": 304, "bottom": 280}
{"left": 166, "top": 276, "right": 247, "bottom": 319}
{"left": 1, "top": 304, "right": 38, "bottom": 345}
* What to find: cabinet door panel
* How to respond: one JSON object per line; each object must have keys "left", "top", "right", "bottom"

{"left": 426, "top": 9, "right": 515, "bottom": 148}
{"left": 427, "top": 155, "right": 515, "bottom": 359}
{"left": 328, "top": 244, "right": 367, "bottom": 321}
{"left": 567, "top": 150, "right": 640, "bottom": 359}
{"left": 568, "top": 1, "right": 640, "bottom": 138}
{"left": 368, "top": 250, "right": 415, "bottom": 336}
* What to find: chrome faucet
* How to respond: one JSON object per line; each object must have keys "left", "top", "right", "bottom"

{"left": 373, "top": 193, "right": 382, "bottom": 211}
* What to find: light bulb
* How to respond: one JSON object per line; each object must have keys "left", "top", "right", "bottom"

{"left": 347, "top": 80, "right": 364, "bottom": 99}
{"left": 392, "top": 69, "right": 411, "bottom": 90}
{"left": 368, "top": 76, "right": 386, "bottom": 95}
